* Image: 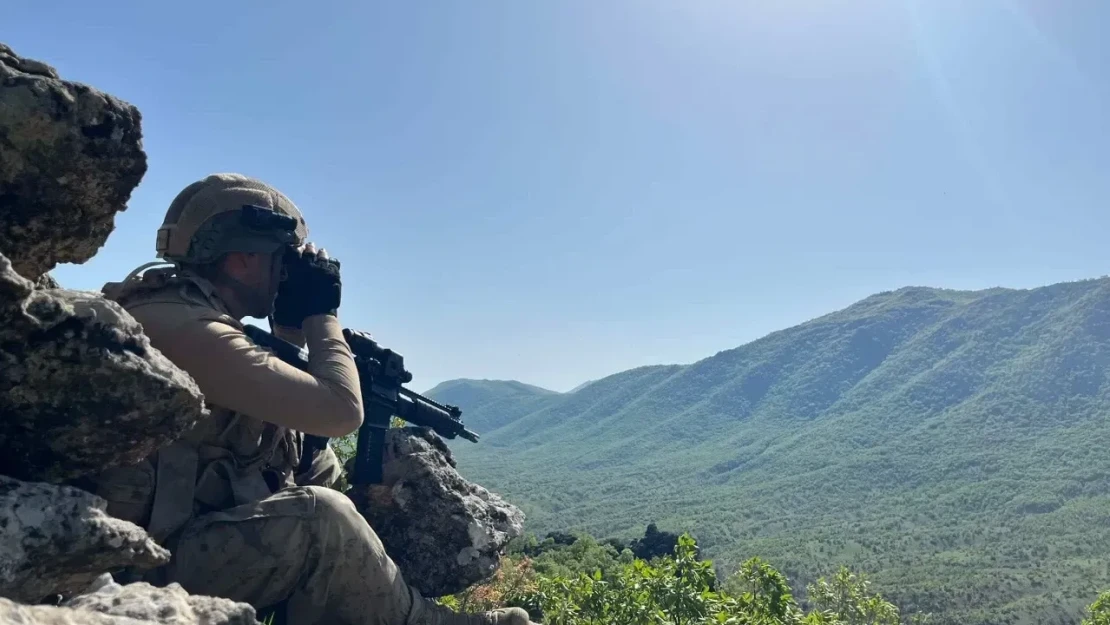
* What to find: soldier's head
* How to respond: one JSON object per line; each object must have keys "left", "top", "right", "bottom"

{"left": 156, "top": 173, "right": 308, "bottom": 318}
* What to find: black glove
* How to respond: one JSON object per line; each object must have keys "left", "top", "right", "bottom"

{"left": 272, "top": 246, "right": 342, "bottom": 328}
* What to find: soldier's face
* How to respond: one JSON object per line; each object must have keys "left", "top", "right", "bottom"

{"left": 255, "top": 249, "right": 285, "bottom": 313}
{"left": 221, "top": 249, "right": 284, "bottom": 318}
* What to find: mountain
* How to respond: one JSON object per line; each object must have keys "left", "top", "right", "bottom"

{"left": 429, "top": 278, "right": 1110, "bottom": 625}
{"left": 423, "top": 379, "right": 560, "bottom": 434}
{"left": 567, "top": 379, "right": 598, "bottom": 393}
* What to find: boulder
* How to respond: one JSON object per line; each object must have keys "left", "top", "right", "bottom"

{"left": 0, "top": 41, "right": 147, "bottom": 280}
{"left": 349, "top": 428, "right": 525, "bottom": 597}
{"left": 0, "top": 252, "right": 206, "bottom": 483}
{"left": 0, "top": 597, "right": 151, "bottom": 625}
{"left": 0, "top": 475, "right": 169, "bottom": 605}
{"left": 63, "top": 577, "right": 260, "bottom": 625}
{"left": 1, "top": 581, "right": 262, "bottom": 625}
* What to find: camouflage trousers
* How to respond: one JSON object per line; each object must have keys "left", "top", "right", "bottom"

{"left": 161, "top": 485, "right": 422, "bottom": 625}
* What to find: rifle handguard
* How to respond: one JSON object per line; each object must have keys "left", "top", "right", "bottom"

{"left": 241, "top": 323, "right": 478, "bottom": 485}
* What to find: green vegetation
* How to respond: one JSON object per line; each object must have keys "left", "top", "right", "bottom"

{"left": 1082, "top": 592, "right": 1110, "bottom": 625}
{"left": 441, "top": 527, "right": 1025, "bottom": 623}
{"left": 426, "top": 278, "right": 1110, "bottom": 625}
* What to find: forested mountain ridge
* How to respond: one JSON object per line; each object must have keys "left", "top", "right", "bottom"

{"left": 428, "top": 277, "right": 1110, "bottom": 625}
{"left": 424, "top": 379, "right": 561, "bottom": 433}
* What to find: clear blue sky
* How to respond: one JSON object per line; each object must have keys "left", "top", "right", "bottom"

{"left": 7, "top": 0, "right": 1110, "bottom": 392}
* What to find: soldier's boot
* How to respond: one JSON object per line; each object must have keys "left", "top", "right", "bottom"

{"left": 408, "top": 596, "right": 536, "bottom": 625}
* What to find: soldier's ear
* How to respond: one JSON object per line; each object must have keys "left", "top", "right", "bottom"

{"left": 219, "top": 251, "right": 253, "bottom": 277}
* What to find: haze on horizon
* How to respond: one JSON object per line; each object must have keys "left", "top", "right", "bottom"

{"left": 6, "top": 0, "right": 1110, "bottom": 392}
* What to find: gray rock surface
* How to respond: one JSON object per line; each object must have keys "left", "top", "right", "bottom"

{"left": 349, "top": 427, "right": 525, "bottom": 597}
{"left": 0, "top": 597, "right": 150, "bottom": 625}
{"left": 1, "top": 586, "right": 261, "bottom": 625}
{"left": 0, "top": 42, "right": 147, "bottom": 280}
{"left": 64, "top": 578, "right": 260, "bottom": 625}
{"left": 33, "top": 272, "right": 60, "bottom": 289}
{"left": 0, "top": 251, "right": 206, "bottom": 482}
{"left": 0, "top": 475, "right": 169, "bottom": 605}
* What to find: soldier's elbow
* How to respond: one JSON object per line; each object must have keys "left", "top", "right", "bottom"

{"left": 307, "top": 379, "right": 364, "bottom": 437}
{"left": 341, "top": 403, "right": 364, "bottom": 435}
{"left": 322, "top": 400, "right": 363, "bottom": 437}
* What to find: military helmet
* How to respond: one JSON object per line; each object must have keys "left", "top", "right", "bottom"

{"left": 156, "top": 173, "right": 309, "bottom": 264}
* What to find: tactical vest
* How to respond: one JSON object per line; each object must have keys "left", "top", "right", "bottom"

{"left": 94, "top": 265, "right": 303, "bottom": 546}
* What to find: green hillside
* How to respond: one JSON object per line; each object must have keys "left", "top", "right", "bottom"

{"left": 430, "top": 278, "right": 1110, "bottom": 625}
{"left": 423, "top": 379, "right": 561, "bottom": 434}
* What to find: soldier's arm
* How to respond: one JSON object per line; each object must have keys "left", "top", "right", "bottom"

{"left": 151, "top": 312, "right": 363, "bottom": 437}
{"left": 273, "top": 323, "right": 307, "bottom": 348}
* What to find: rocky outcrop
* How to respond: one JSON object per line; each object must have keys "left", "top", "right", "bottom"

{"left": 349, "top": 428, "right": 525, "bottom": 598}
{"left": 0, "top": 40, "right": 264, "bottom": 625}
{"left": 63, "top": 577, "right": 259, "bottom": 625}
{"left": 1, "top": 583, "right": 260, "bottom": 625}
{"left": 0, "top": 38, "right": 524, "bottom": 625}
{"left": 0, "top": 476, "right": 169, "bottom": 605}
{"left": 33, "top": 273, "right": 60, "bottom": 289}
{"left": 0, "top": 42, "right": 147, "bottom": 281}
{"left": 0, "top": 252, "right": 206, "bottom": 483}
{"left": 1, "top": 597, "right": 152, "bottom": 625}
{"left": 0, "top": 40, "right": 201, "bottom": 484}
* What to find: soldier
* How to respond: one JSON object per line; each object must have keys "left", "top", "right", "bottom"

{"left": 92, "top": 173, "right": 534, "bottom": 625}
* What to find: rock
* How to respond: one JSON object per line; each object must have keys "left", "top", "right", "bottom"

{"left": 0, "top": 584, "right": 261, "bottom": 625}
{"left": 0, "top": 475, "right": 169, "bottom": 605}
{"left": 0, "top": 597, "right": 151, "bottom": 625}
{"left": 349, "top": 427, "right": 525, "bottom": 597}
{"left": 0, "top": 252, "right": 206, "bottom": 482}
{"left": 33, "top": 272, "right": 60, "bottom": 289}
{"left": 0, "top": 41, "right": 147, "bottom": 280}
{"left": 64, "top": 580, "right": 260, "bottom": 625}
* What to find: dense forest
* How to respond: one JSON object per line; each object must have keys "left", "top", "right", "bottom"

{"left": 423, "top": 278, "right": 1110, "bottom": 625}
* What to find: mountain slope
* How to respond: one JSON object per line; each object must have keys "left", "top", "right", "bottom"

{"left": 422, "top": 379, "right": 560, "bottom": 434}
{"left": 430, "top": 278, "right": 1110, "bottom": 625}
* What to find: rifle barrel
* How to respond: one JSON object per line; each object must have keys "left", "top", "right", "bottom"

{"left": 396, "top": 391, "right": 480, "bottom": 443}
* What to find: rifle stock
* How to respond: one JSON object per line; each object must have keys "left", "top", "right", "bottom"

{"left": 242, "top": 324, "right": 478, "bottom": 486}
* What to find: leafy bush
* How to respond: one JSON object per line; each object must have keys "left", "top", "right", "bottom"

{"left": 628, "top": 523, "right": 683, "bottom": 562}
{"left": 442, "top": 533, "right": 922, "bottom": 624}
{"left": 437, "top": 556, "right": 541, "bottom": 615}
{"left": 522, "top": 534, "right": 634, "bottom": 582}
{"left": 1082, "top": 591, "right": 1110, "bottom": 625}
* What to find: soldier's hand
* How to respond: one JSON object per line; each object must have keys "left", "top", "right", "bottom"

{"left": 272, "top": 241, "right": 342, "bottom": 328}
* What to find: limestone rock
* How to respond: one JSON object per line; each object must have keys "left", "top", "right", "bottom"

{"left": 0, "top": 597, "right": 150, "bottom": 625}
{"left": 0, "top": 252, "right": 206, "bottom": 483}
{"left": 0, "top": 475, "right": 169, "bottom": 605}
{"left": 33, "top": 272, "right": 60, "bottom": 289}
{"left": 349, "top": 427, "right": 525, "bottom": 597}
{"left": 64, "top": 579, "right": 260, "bottom": 625}
{"left": 0, "top": 41, "right": 147, "bottom": 280}
{"left": 0, "top": 585, "right": 261, "bottom": 625}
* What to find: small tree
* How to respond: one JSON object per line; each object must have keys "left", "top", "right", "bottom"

{"left": 804, "top": 568, "right": 901, "bottom": 625}
{"left": 1082, "top": 590, "right": 1110, "bottom": 625}
{"left": 630, "top": 522, "right": 684, "bottom": 561}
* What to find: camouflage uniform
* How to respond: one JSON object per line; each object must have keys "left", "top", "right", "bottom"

{"left": 90, "top": 174, "right": 532, "bottom": 625}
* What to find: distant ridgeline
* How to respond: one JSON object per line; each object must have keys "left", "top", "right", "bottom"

{"left": 427, "top": 278, "right": 1110, "bottom": 625}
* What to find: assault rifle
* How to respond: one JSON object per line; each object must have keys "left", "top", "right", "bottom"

{"left": 242, "top": 324, "right": 479, "bottom": 485}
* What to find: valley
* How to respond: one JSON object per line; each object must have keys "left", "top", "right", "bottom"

{"left": 429, "top": 278, "right": 1110, "bottom": 625}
